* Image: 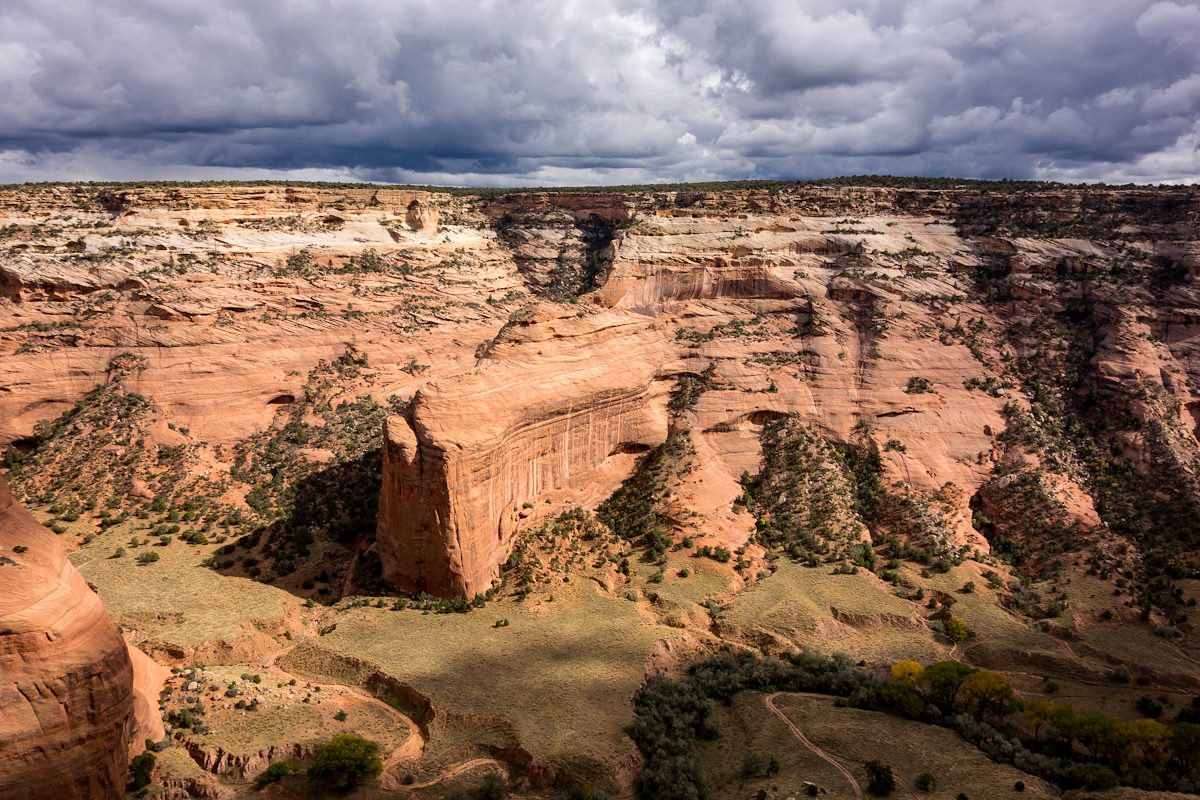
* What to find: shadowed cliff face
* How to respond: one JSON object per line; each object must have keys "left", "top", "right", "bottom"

{"left": 0, "top": 476, "right": 135, "bottom": 800}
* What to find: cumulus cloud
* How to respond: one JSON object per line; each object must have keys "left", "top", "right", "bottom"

{"left": 0, "top": 0, "right": 1195, "bottom": 184}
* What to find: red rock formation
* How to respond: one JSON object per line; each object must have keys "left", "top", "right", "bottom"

{"left": 377, "top": 304, "right": 671, "bottom": 597}
{"left": 0, "top": 477, "right": 135, "bottom": 800}
{"left": 126, "top": 643, "right": 168, "bottom": 755}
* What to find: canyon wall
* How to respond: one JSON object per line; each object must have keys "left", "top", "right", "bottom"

{"left": 376, "top": 184, "right": 1200, "bottom": 599}
{"left": 0, "top": 476, "right": 135, "bottom": 800}
{"left": 378, "top": 305, "right": 672, "bottom": 597}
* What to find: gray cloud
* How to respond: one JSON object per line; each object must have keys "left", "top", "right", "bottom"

{"left": 0, "top": 0, "right": 1196, "bottom": 184}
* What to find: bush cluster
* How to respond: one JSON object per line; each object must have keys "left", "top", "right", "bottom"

{"left": 628, "top": 650, "right": 1200, "bottom": 800}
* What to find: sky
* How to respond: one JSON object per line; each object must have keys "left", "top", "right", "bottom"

{"left": 0, "top": 0, "right": 1198, "bottom": 186}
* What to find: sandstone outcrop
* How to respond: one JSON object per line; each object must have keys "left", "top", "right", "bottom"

{"left": 378, "top": 304, "right": 672, "bottom": 597}
{"left": 0, "top": 476, "right": 135, "bottom": 800}
{"left": 126, "top": 643, "right": 169, "bottom": 755}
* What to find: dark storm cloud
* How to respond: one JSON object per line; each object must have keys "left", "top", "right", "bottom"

{"left": 0, "top": 0, "right": 1196, "bottom": 184}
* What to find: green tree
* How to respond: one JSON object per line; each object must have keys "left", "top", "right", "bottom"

{"left": 925, "top": 660, "right": 976, "bottom": 708}
{"left": 1116, "top": 718, "right": 1170, "bottom": 769}
{"left": 1049, "top": 703, "right": 1077, "bottom": 744}
{"left": 881, "top": 681, "right": 924, "bottom": 718}
{"left": 129, "top": 751, "right": 155, "bottom": 790}
{"left": 890, "top": 660, "right": 925, "bottom": 688}
{"left": 254, "top": 762, "right": 291, "bottom": 789}
{"left": 959, "top": 670, "right": 1016, "bottom": 720}
{"left": 1171, "top": 722, "right": 1200, "bottom": 772}
{"left": 1021, "top": 698, "right": 1057, "bottom": 741}
{"left": 306, "top": 734, "right": 383, "bottom": 790}
{"left": 944, "top": 616, "right": 969, "bottom": 643}
{"left": 865, "top": 761, "right": 895, "bottom": 796}
{"left": 1068, "top": 711, "right": 1116, "bottom": 760}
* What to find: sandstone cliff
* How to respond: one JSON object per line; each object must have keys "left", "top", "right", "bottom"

{"left": 0, "top": 476, "right": 135, "bottom": 800}
{"left": 378, "top": 304, "right": 672, "bottom": 597}
{"left": 374, "top": 184, "right": 1200, "bottom": 601}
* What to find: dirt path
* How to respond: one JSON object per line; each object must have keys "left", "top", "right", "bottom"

{"left": 260, "top": 638, "right": 509, "bottom": 794}
{"left": 265, "top": 642, "right": 428, "bottom": 772}
{"left": 381, "top": 756, "right": 508, "bottom": 791}
{"left": 765, "top": 693, "right": 864, "bottom": 800}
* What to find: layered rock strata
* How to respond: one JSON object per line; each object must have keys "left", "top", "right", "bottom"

{"left": 0, "top": 476, "right": 135, "bottom": 800}
{"left": 377, "top": 186, "right": 1200, "bottom": 599}
{"left": 378, "top": 305, "right": 671, "bottom": 597}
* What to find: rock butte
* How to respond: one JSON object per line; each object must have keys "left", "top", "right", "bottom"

{"left": 0, "top": 476, "right": 160, "bottom": 800}
{"left": 378, "top": 304, "right": 673, "bottom": 597}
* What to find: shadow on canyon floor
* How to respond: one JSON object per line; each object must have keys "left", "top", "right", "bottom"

{"left": 209, "top": 450, "right": 388, "bottom": 603}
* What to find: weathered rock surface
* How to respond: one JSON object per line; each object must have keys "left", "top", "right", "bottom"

{"left": 376, "top": 185, "right": 1200, "bottom": 598}
{"left": 127, "top": 643, "right": 169, "bottom": 755}
{"left": 379, "top": 304, "right": 672, "bottom": 597}
{"left": 0, "top": 476, "right": 134, "bottom": 800}
{"left": 180, "top": 739, "right": 317, "bottom": 781}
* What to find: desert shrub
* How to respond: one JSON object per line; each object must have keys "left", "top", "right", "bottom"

{"left": 306, "top": 734, "right": 382, "bottom": 790}
{"left": 598, "top": 432, "right": 694, "bottom": 559}
{"left": 915, "top": 773, "right": 936, "bottom": 791}
{"left": 129, "top": 752, "right": 155, "bottom": 790}
{"left": 741, "top": 418, "right": 868, "bottom": 561}
{"left": 741, "top": 753, "right": 763, "bottom": 777}
{"left": 479, "top": 773, "right": 508, "bottom": 800}
{"left": 254, "top": 762, "right": 291, "bottom": 789}
{"left": 1136, "top": 695, "right": 1164, "bottom": 718}
{"left": 136, "top": 551, "right": 159, "bottom": 564}
{"left": 669, "top": 364, "right": 717, "bottom": 412}
{"left": 866, "top": 761, "right": 895, "bottom": 795}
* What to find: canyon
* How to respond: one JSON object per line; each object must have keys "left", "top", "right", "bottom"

{"left": 1, "top": 180, "right": 1199, "bottom": 797}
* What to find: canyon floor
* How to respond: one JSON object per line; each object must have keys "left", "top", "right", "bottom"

{"left": 3, "top": 181, "right": 1200, "bottom": 799}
